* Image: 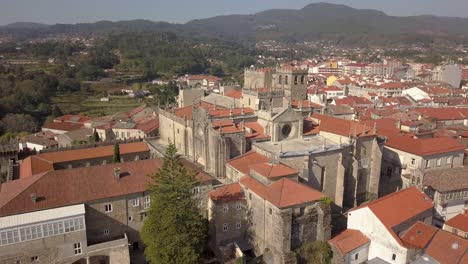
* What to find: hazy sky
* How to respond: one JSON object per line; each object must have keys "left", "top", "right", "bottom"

{"left": 1, "top": 0, "right": 468, "bottom": 25}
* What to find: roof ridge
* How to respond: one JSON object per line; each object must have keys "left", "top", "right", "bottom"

{"left": 0, "top": 172, "right": 48, "bottom": 210}
{"left": 227, "top": 150, "right": 257, "bottom": 162}
{"left": 350, "top": 186, "right": 419, "bottom": 212}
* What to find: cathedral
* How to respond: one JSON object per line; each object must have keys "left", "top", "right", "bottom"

{"left": 158, "top": 66, "right": 383, "bottom": 210}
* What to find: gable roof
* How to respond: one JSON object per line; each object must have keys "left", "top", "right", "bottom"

{"left": 19, "top": 142, "right": 150, "bottom": 178}
{"left": 328, "top": 229, "right": 370, "bottom": 255}
{"left": 386, "top": 135, "right": 465, "bottom": 156}
{"left": 209, "top": 183, "right": 244, "bottom": 203}
{"left": 350, "top": 187, "right": 433, "bottom": 248}
{"left": 312, "top": 113, "right": 375, "bottom": 138}
{"left": 445, "top": 210, "right": 468, "bottom": 233}
{"left": 400, "top": 221, "right": 438, "bottom": 249}
{"left": 227, "top": 151, "right": 269, "bottom": 174}
{"left": 425, "top": 229, "right": 468, "bottom": 264}
{"left": 0, "top": 159, "right": 213, "bottom": 217}
{"left": 239, "top": 176, "right": 324, "bottom": 209}
{"left": 423, "top": 167, "right": 468, "bottom": 192}
{"left": 42, "top": 122, "right": 83, "bottom": 132}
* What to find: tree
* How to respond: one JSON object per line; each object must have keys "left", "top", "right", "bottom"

{"left": 297, "top": 241, "right": 332, "bottom": 264}
{"left": 0, "top": 114, "right": 37, "bottom": 134}
{"left": 113, "top": 142, "right": 121, "bottom": 163}
{"left": 141, "top": 144, "right": 207, "bottom": 264}
{"left": 92, "top": 129, "right": 100, "bottom": 143}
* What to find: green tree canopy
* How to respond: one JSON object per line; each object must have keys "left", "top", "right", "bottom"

{"left": 113, "top": 142, "right": 121, "bottom": 163}
{"left": 141, "top": 144, "right": 207, "bottom": 264}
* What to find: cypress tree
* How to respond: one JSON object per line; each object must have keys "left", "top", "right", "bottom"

{"left": 141, "top": 143, "right": 207, "bottom": 264}
{"left": 92, "top": 128, "right": 100, "bottom": 142}
{"left": 113, "top": 142, "right": 121, "bottom": 163}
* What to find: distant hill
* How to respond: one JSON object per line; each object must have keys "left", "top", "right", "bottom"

{"left": 2, "top": 3, "right": 468, "bottom": 45}
{"left": 3, "top": 22, "right": 50, "bottom": 29}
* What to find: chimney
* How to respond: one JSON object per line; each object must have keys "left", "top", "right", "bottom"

{"left": 30, "top": 193, "right": 37, "bottom": 203}
{"left": 114, "top": 167, "right": 121, "bottom": 180}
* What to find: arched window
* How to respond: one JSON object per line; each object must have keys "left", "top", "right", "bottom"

{"left": 279, "top": 75, "right": 282, "bottom": 84}
{"left": 285, "top": 76, "right": 289, "bottom": 85}
{"left": 301, "top": 75, "right": 305, "bottom": 84}
{"left": 294, "top": 76, "right": 298, "bottom": 85}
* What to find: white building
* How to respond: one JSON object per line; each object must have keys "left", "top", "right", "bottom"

{"left": 330, "top": 187, "right": 434, "bottom": 264}
{"left": 432, "top": 64, "right": 462, "bottom": 88}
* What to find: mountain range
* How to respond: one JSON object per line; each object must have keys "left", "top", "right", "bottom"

{"left": 2, "top": 3, "right": 468, "bottom": 45}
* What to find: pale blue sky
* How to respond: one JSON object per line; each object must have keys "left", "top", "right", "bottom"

{"left": 1, "top": 0, "right": 468, "bottom": 25}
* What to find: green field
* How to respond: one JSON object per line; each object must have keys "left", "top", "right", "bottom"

{"left": 51, "top": 95, "right": 149, "bottom": 117}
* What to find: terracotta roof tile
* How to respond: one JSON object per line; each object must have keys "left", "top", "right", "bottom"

{"left": 350, "top": 187, "right": 433, "bottom": 247}
{"left": 423, "top": 167, "right": 468, "bottom": 192}
{"left": 445, "top": 210, "right": 468, "bottom": 233}
{"left": 209, "top": 183, "right": 244, "bottom": 203}
{"left": 425, "top": 230, "right": 468, "bottom": 264}
{"left": 386, "top": 135, "right": 465, "bottom": 156}
{"left": 227, "top": 151, "right": 269, "bottom": 174}
{"left": 240, "top": 176, "right": 325, "bottom": 209}
{"left": 328, "top": 229, "right": 370, "bottom": 255}
{"left": 249, "top": 163, "right": 298, "bottom": 179}
{"left": 312, "top": 113, "right": 375, "bottom": 138}
{"left": 0, "top": 159, "right": 213, "bottom": 216}
{"left": 135, "top": 118, "right": 159, "bottom": 134}
{"left": 225, "top": 90, "right": 242, "bottom": 99}
{"left": 19, "top": 142, "right": 150, "bottom": 178}
{"left": 401, "top": 221, "right": 438, "bottom": 249}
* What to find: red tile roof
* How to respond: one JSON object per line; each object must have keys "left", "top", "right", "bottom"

{"left": 328, "top": 229, "right": 370, "bottom": 255}
{"left": 0, "top": 159, "right": 213, "bottom": 217}
{"left": 312, "top": 113, "right": 375, "bottom": 138}
{"left": 227, "top": 151, "right": 269, "bottom": 174}
{"left": 125, "top": 104, "right": 147, "bottom": 117}
{"left": 414, "top": 107, "right": 467, "bottom": 121}
{"left": 249, "top": 162, "right": 298, "bottom": 179}
{"left": 19, "top": 142, "right": 150, "bottom": 178}
{"left": 350, "top": 187, "right": 433, "bottom": 248}
{"left": 425, "top": 229, "right": 468, "bottom": 264}
{"left": 240, "top": 176, "right": 325, "bottom": 209}
{"left": 386, "top": 135, "right": 465, "bottom": 156}
{"left": 174, "top": 102, "right": 219, "bottom": 120}
{"left": 244, "top": 122, "right": 270, "bottom": 140}
{"left": 135, "top": 118, "right": 159, "bottom": 134}
{"left": 209, "top": 183, "right": 244, "bottom": 203}
{"left": 42, "top": 122, "right": 83, "bottom": 132}
{"left": 335, "top": 96, "right": 373, "bottom": 107}
{"left": 225, "top": 90, "right": 242, "bottom": 99}
{"left": 445, "top": 210, "right": 468, "bottom": 233}
{"left": 291, "top": 100, "right": 323, "bottom": 109}
{"left": 401, "top": 221, "right": 438, "bottom": 249}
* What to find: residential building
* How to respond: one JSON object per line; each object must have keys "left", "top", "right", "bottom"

{"left": 0, "top": 204, "right": 130, "bottom": 264}
{"left": 0, "top": 159, "right": 215, "bottom": 262}
{"left": 443, "top": 210, "right": 468, "bottom": 239}
{"left": 17, "top": 142, "right": 151, "bottom": 178}
{"left": 329, "top": 187, "right": 434, "bottom": 264}
{"left": 380, "top": 135, "right": 465, "bottom": 196}
{"left": 423, "top": 167, "right": 468, "bottom": 226}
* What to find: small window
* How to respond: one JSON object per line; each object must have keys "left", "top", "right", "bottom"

{"left": 74, "top": 242, "right": 82, "bottom": 255}
{"left": 144, "top": 196, "right": 151, "bottom": 209}
{"left": 31, "top": 256, "right": 38, "bottom": 262}
{"left": 131, "top": 198, "right": 139, "bottom": 207}
{"left": 447, "top": 156, "right": 452, "bottom": 164}
{"left": 223, "top": 205, "right": 229, "bottom": 213}
{"left": 269, "top": 208, "right": 273, "bottom": 215}
{"left": 436, "top": 158, "right": 441, "bottom": 166}
{"left": 192, "top": 187, "right": 200, "bottom": 195}
{"left": 425, "top": 160, "right": 430, "bottom": 168}
{"left": 104, "top": 229, "right": 110, "bottom": 236}
{"left": 236, "top": 222, "right": 241, "bottom": 229}
{"left": 411, "top": 158, "right": 415, "bottom": 165}
{"left": 392, "top": 254, "right": 396, "bottom": 261}
{"left": 236, "top": 203, "right": 242, "bottom": 210}
{"left": 104, "top": 204, "right": 112, "bottom": 213}
{"left": 128, "top": 216, "right": 134, "bottom": 222}
{"left": 355, "top": 253, "right": 359, "bottom": 260}
{"left": 223, "top": 224, "right": 228, "bottom": 232}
